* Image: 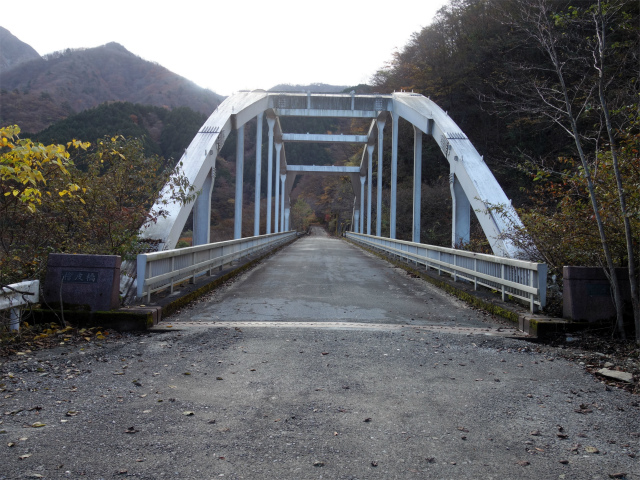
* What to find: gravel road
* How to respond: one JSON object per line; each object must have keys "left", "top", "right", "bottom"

{"left": 1, "top": 232, "right": 638, "bottom": 479}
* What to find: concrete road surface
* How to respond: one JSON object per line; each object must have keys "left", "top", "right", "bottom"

{"left": 1, "top": 230, "right": 638, "bottom": 479}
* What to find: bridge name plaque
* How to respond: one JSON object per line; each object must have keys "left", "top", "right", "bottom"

{"left": 43, "top": 254, "right": 120, "bottom": 311}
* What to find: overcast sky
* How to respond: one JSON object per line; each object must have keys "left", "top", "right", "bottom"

{"left": 3, "top": 0, "right": 448, "bottom": 96}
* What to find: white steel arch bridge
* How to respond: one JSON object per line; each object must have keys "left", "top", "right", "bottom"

{"left": 142, "top": 90, "right": 522, "bottom": 257}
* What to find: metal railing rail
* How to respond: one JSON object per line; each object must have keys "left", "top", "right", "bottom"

{"left": 1, "top": 280, "right": 40, "bottom": 331}
{"left": 346, "top": 232, "right": 547, "bottom": 313}
{"left": 137, "top": 231, "right": 296, "bottom": 302}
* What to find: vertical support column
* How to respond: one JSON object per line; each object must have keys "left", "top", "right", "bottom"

{"left": 390, "top": 113, "right": 398, "bottom": 239}
{"left": 376, "top": 119, "right": 385, "bottom": 237}
{"left": 359, "top": 176, "right": 365, "bottom": 234}
{"left": 285, "top": 206, "right": 290, "bottom": 231}
{"left": 274, "top": 142, "right": 282, "bottom": 233}
{"left": 193, "top": 167, "right": 214, "bottom": 245}
{"left": 450, "top": 167, "right": 471, "bottom": 247}
{"left": 254, "top": 112, "right": 263, "bottom": 237}
{"left": 280, "top": 174, "right": 286, "bottom": 232}
{"left": 367, "top": 145, "right": 373, "bottom": 235}
{"left": 266, "top": 116, "right": 275, "bottom": 234}
{"left": 412, "top": 125, "right": 423, "bottom": 244}
{"left": 234, "top": 125, "right": 245, "bottom": 239}
{"left": 354, "top": 210, "right": 360, "bottom": 233}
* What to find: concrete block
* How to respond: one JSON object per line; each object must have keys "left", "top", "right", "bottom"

{"left": 44, "top": 253, "right": 121, "bottom": 311}
{"left": 563, "top": 266, "right": 631, "bottom": 322}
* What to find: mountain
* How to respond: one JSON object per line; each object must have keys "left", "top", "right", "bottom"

{"left": 0, "top": 38, "right": 224, "bottom": 133}
{"left": 0, "top": 27, "right": 41, "bottom": 71}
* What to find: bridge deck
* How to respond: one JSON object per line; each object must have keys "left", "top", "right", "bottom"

{"left": 164, "top": 227, "right": 506, "bottom": 332}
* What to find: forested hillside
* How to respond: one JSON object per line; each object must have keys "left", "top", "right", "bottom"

{"left": 33, "top": 102, "right": 206, "bottom": 163}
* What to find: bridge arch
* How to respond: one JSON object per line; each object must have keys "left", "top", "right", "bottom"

{"left": 141, "top": 91, "right": 522, "bottom": 257}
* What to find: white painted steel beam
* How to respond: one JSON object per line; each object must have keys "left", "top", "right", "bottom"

{"left": 193, "top": 168, "right": 214, "bottom": 245}
{"left": 413, "top": 126, "right": 422, "bottom": 244}
{"left": 359, "top": 176, "right": 365, "bottom": 234}
{"left": 390, "top": 113, "right": 399, "bottom": 239}
{"left": 234, "top": 125, "right": 244, "bottom": 239}
{"left": 275, "top": 109, "right": 377, "bottom": 118}
{"left": 254, "top": 112, "right": 263, "bottom": 236}
{"left": 376, "top": 117, "right": 385, "bottom": 237}
{"left": 266, "top": 115, "right": 275, "bottom": 234}
{"left": 282, "top": 133, "right": 368, "bottom": 143}
{"left": 286, "top": 165, "right": 359, "bottom": 174}
{"left": 367, "top": 145, "right": 373, "bottom": 235}
{"left": 274, "top": 142, "right": 282, "bottom": 233}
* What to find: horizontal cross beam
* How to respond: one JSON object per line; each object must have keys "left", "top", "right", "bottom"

{"left": 282, "top": 133, "right": 368, "bottom": 143}
{"left": 287, "top": 165, "right": 360, "bottom": 174}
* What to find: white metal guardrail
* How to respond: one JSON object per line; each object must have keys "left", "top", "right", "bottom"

{"left": 137, "top": 232, "right": 296, "bottom": 302}
{"left": 346, "top": 232, "right": 547, "bottom": 313}
{"left": 1, "top": 280, "right": 40, "bottom": 331}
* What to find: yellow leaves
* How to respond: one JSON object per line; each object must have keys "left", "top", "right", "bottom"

{"left": 1, "top": 125, "right": 85, "bottom": 212}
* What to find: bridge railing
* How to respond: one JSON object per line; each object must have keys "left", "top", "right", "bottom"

{"left": 1, "top": 280, "right": 40, "bottom": 331}
{"left": 136, "top": 232, "right": 296, "bottom": 302}
{"left": 346, "top": 232, "right": 547, "bottom": 313}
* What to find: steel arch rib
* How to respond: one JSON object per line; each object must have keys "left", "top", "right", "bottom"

{"left": 391, "top": 93, "right": 522, "bottom": 257}
{"left": 140, "top": 91, "right": 270, "bottom": 250}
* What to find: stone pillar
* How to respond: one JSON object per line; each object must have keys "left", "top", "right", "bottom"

{"left": 274, "top": 142, "right": 282, "bottom": 233}
{"left": 376, "top": 119, "right": 385, "bottom": 237}
{"left": 266, "top": 116, "right": 275, "bottom": 234}
{"left": 234, "top": 125, "right": 244, "bottom": 239}
{"left": 390, "top": 113, "right": 398, "bottom": 239}
{"left": 193, "top": 167, "right": 214, "bottom": 245}
{"left": 450, "top": 168, "right": 470, "bottom": 247}
{"left": 254, "top": 112, "right": 263, "bottom": 237}
{"left": 367, "top": 144, "right": 373, "bottom": 235}
{"left": 413, "top": 125, "right": 423, "bottom": 244}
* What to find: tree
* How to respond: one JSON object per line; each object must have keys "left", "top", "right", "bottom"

{"left": 1, "top": 129, "right": 195, "bottom": 286}
{"left": 494, "top": 0, "right": 639, "bottom": 340}
{"left": 290, "top": 198, "right": 316, "bottom": 232}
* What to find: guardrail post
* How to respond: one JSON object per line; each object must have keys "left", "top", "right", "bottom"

{"left": 136, "top": 254, "right": 147, "bottom": 300}
{"left": 170, "top": 257, "right": 175, "bottom": 294}
{"left": 9, "top": 308, "right": 20, "bottom": 331}
{"left": 453, "top": 253, "right": 458, "bottom": 282}
{"left": 191, "top": 252, "right": 196, "bottom": 284}
{"left": 529, "top": 267, "right": 535, "bottom": 313}
{"left": 538, "top": 263, "right": 547, "bottom": 311}
{"left": 501, "top": 264, "right": 506, "bottom": 302}
{"left": 473, "top": 258, "right": 478, "bottom": 291}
